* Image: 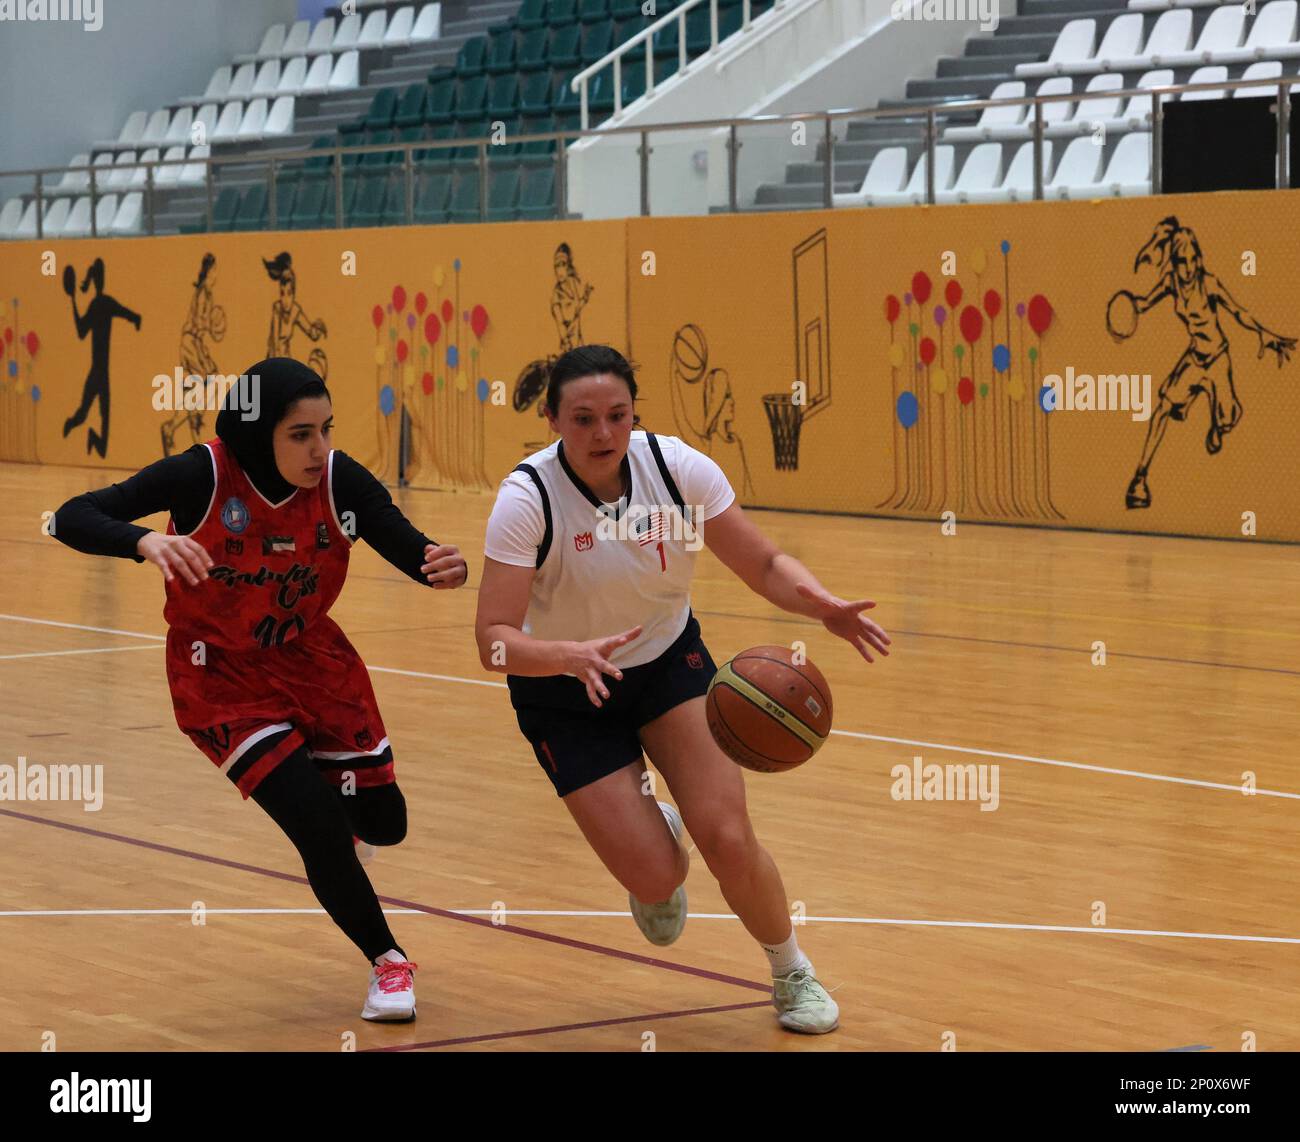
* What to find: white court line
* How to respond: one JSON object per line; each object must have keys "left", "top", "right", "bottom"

{"left": 0, "top": 614, "right": 165, "bottom": 641}
{"left": 0, "top": 644, "right": 165, "bottom": 661}
{"left": 1, "top": 611, "right": 1294, "bottom": 800}
{"left": 1, "top": 907, "right": 1296, "bottom": 945}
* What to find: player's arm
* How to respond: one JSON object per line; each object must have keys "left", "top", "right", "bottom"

{"left": 1133, "top": 277, "right": 1172, "bottom": 314}
{"left": 52, "top": 446, "right": 214, "bottom": 585}
{"left": 704, "top": 504, "right": 891, "bottom": 664}
{"left": 1207, "top": 274, "right": 1297, "bottom": 361}
{"left": 331, "top": 452, "right": 466, "bottom": 589}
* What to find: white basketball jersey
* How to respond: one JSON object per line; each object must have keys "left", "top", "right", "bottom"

{"left": 493, "top": 431, "right": 727, "bottom": 668}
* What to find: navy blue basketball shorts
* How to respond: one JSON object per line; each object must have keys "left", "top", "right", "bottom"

{"left": 507, "top": 613, "right": 717, "bottom": 797}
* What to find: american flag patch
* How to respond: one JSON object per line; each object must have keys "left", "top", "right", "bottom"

{"left": 634, "top": 511, "right": 668, "bottom": 546}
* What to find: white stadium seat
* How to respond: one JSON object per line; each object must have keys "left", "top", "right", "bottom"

{"left": 227, "top": 63, "right": 256, "bottom": 101}
{"left": 384, "top": 6, "right": 416, "bottom": 48}
{"left": 1181, "top": 64, "right": 1229, "bottom": 99}
{"left": 332, "top": 13, "right": 363, "bottom": 52}
{"left": 280, "top": 19, "right": 311, "bottom": 57}
{"left": 213, "top": 101, "right": 244, "bottom": 141}
{"left": 178, "top": 145, "right": 210, "bottom": 188}
{"left": 1046, "top": 136, "right": 1105, "bottom": 198}
{"left": 37, "top": 196, "right": 71, "bottom": 237}
{"left": 0, "top": 197, "right": 27, "bottom": 238}
{"left": 832, "top": 145, "right": 908, "bottom": 206}
{"left": 1016, "top": 19, "right": 1096, "bottom": 77}
{"left": 51, "top": 153, "right": 91, "bottom": 196}
{"left": 937, "top": 143, "right": 1006, "bottom": 203}
{"left": 356, "top": 9, "right": 388, "bottom": 49}
{"left": 277, "top": 56, "right": 309, "bottom": 96}
{"left": 1102, "top": 131, "right": 1152, "bottom": 195}
{"left": 299, "top": 53, "right": 334, "bottom": 96}
{"left": 1158, "top": 4, "right": 1248, "bottom": 67}
{"left": 327, "top": 51, "right": 360, "bottom": 92}
{"left": 60, "top": 197, "right": 90, "bottom": 237}
{"left": 236, "top": 98, "right": 269, "bottom": 141}
{"left": 410, "top": 3, "right": 442, "bottom": 43}
{"left": 96, "top": 109, "right": 146, "bottom": 151}
{"left": 154, "top": 145, "right": 187, "bottom": 187}
{"left": 264, "top": 96, "right": 295, "bottom": 138}
{"left": 182, "top": 66, "right": 231, "bottom": 108}
{"left": 165, "top": 106, "right": 194, "bottom": 146}
{"left": 943, "top": 81, "right": 1026, "bottom": 142}
{"left": 1235, "top": 59, "right": 1284, "bottom": 94}
{"left": 306, "top": 17, "right": 336, "bottom": 55}
{"left": 252, "top": 59, "right": 282, "bottom": 98}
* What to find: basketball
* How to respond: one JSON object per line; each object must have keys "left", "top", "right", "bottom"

{"left": 672, "top": 323, "right": 708, "bottom": 384}
{"left": 209, "top": 305, "right": 227, "bottom": 342}
{"left": 1106, "top": 290, "right": 1138, "bottom": 340}
{"left": 706, "top": 645, "right": 833, "bottom": 773}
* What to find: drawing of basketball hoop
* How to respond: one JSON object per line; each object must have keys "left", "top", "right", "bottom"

{"left": 763, "top": 392, "right": 805, "bottom": 471}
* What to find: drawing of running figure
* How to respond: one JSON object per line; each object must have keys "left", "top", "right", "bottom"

{"left": 1109, "top": 217, "right": 1295, "bottom": 510}
{"left": 263, "top": 251, "right": 328, "bottom": 380}
{"left": 61, "top": 258, "right": 141, "bottom": 459}
{"left": 551, "top": 242, "right": 593, "bottom": 351}
{"left": 162, "top": 253, "right": 227, "bottom": 457}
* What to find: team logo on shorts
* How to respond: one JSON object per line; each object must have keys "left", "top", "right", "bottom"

{"left": 224, "top": 538, "right": 243, "bottom": 556}
{"left": 221, "top": 497, "right": 250, "bottom": 534}
{"left": 316, "top": 522, "right": 330, "bottom": 549}
{"left": 574, "top": 531, "right": 594, "bottom": 552}
{"left": 262, "top": 535, "right": 296, "bottom": 555}
{"left": 685, "top": 651, "right": 704, "bottom": 670}
{"left": 354, "top": 728, "right": 374, "bottom": 750}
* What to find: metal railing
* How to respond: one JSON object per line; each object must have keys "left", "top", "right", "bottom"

{"left": 2, "top": 71, "right": 1297, "bottom": 239}
{"left": 569, "top": 0, "right": 794, "bottom": 129}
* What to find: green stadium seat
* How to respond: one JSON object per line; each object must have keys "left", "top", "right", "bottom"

{"left": 393, "top": 83, "right": 428, "bottom": 129}
{"left": 518, "top": 27, "right": 550, "bottom": 71}
{"left": 488, "top": 73, "right": 521, "bottom": 119}
{"left": 381, "top": 178, "right": 411, "bottom": 226}
{"left": 553, "top": 72, "right": 582, "bottom": 113}
{"left": 653, "top": 15, "right": 680, "bottom": 56}
{"left": 610, "top": 0, "right": 643, "bottom": 19}
{"left": 620, "top": 58, "right": 647, "bottom": 106}
{"left": 487, "top": 167, "right": 521, "bottom": 221}
{"left": 362, "top": 128, "right": 397, "bottom": 166}
{"left": 517, "top": 0, "right": 547, "bottom": 30}
{"left": 289, "top": 175, "right": 327, "bottom": 229}
{"left": 211, "top": 185, "right": 241, "bottom": 232}
{"left": 272, "top": 178, "right": 296, "bottom": 226}
{"left": 414, "top": 170, "right": 452, "bottom": 224}
{"left": 426, "top": 76, "right": 456, "bottom": 124}
{"left": 548, "top": 22, "right": 580, "bottom": 66}
{"left": 578, "top": 0, "right": 609, "bottom": 23}
{"left": 456, "top": 36, "right": 487, "bottom": 76}
{"left": 486, "top": 29, "right": 517, "bottom": 75}
{"left": 581, "top": 20, "right": 613, "bottom": 64}
{"left": 518, "top": 165, "right": 557, "bottom": 219}
{"left": 233, "top": 184, "right": 267, "bottom": 231}
{"left": 364, "top": 87, "right": 399, "bottom": 130}
{"left": 419, "top": 123, "right": 457, "bottom": 167}
{"left": 520, "top": 70, "right": 553, "bottom": 113}
{"left": 453, "top": 119, "right": 490, "bottom": 165}
{"left": 448, "top": 169, "right": 482, "bottom": 223}
{"left": 455, "top": 75, "right": 489, "bottom": 121}
{"left": 349, "top": 171, "right": 391, "bottom": 227}
{"left": 492, "top": 116, "right": 526, "bottom": 160}
{"left": 548, "top": 0, "right": 579, "bottom": 25}
{"left": 520, "top": 113, "right": 557, "bottom": 163}
{"left": 588, "top": 69, "right": 614, "bottom": 115}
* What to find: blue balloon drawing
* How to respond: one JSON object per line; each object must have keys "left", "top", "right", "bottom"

{"left": 992, "top": 343, "right": 1011, "bottom": 373}
{"left": 476, "top": 378, "right": 489, "bottom": 403}
{"left": 446, "top": 344, "right": 459, "bottom": 368}
{"left": 379, "top": 384, "right": 395, "bottom": 416}
{"left": 897, "top": 391, "right": 919, "bottom": 429}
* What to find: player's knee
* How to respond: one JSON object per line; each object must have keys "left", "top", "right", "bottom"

{"left": 694, "top": 820, "right": 758, "bottom": 882}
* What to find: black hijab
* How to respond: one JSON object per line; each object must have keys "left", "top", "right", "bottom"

{"left": 216, "top": 358, "right": 329, "bottom": 502}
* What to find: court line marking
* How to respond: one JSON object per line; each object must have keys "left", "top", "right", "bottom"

{"left": 0, "top": 644, "right": 164, "bottom": 661}
{"left": 1, "top": 612, "right": 1295, "bottom": 800}
{"left": 0, "top": 614, "right": 165, "bottom": 641}
{"left": 0, "top": 806, "right": 770, "bottom": 995}
{"left": 2, "top": 907, "right": 1296, "bottom": 945}
{"left": 365, "top": 1000, "right": 774, "bottom": 1052}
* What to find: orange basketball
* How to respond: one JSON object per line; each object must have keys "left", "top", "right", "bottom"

{"left": 705, "top": 646, "right": 833, "bottom": 773}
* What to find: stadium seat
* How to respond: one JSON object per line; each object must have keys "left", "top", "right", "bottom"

{"left": 248, "top": 22, "right": 286, "bottom": 61}
{"left": 943, "top": 81, "right": 1026, "bottom": 141}
{"left": 832, "top": 146, "right": 908, "bottom": 206}
{"left": 365, "top": 87, "right": 399, "bottom": 130}
{"left": 237, "top": 99, "right": 269, "bottom": 141}
{"left": 356, "top": 10, "right": 388, "bottom": 50}
{"left": 164, "top": 107, "right": 194, "bottom": 147}
{"left": 384, "top": 6, "right": 416, "bottom": 49}
{"left": 264, "top": 97, "right": 295, "bottom": 138}
{"left": 299, "top": 53, "right": 335, "bottom": 95}
{"left": 1054, "top": 73, "right": 1125, "bottom": 136}
{"left": 211, "top": 102, "right": 244, "bottom": 141}
{"left": 276, "top": 56, "right": 308, "bottom": 96}
{"left": 456, "top": 76, "right": 490, "bottom": 120}
{"left": 414, "top": 170, "right": 452, "bottom": 223}
{"left": 306, "top": 17, "right": 336, "bottom": 55}
{"left": 59, "top": 197, "right": 90, "bottom": 237}
{"left": 410, "top": 3, "right": 442, "bottom": 43}
{"left": 518, "top": 164, "right": 557, "bottom": 218}
{"left": 50, "top": 153, "right": 92, "bottom": 196}
{"left": 181, "top": 66, "right": 231, "bottom": 108}
{"left": 110, "top": 191, "right": 143, "bottom": 234}
{"left": 328, "top": 51, "right": 361, "bottom": 93}
{"left": 520, "top": 70, "right": 553, "bottom": 113}
{"left": 210, "top": 186, "right": 242, "bottom": 230}
{"left": 1017, "top": 19, "right": 1097, "bottom": 78}
{"left": 227, "top": 62, "right": 257, "bottom": 101}
{"left": 1216, "top": 1, "right": 1299, "bottom": 65}
{"left": 1045, "top": 136, "right": 1104, "bottom": 198}
{"left": 251, "top": 59, "right": 281, "bottom": 99}
{"left": 518, "top": 0, "right": 548, "bottom": 30}
{"left": 0, "top": 197, "right": 27, "bottom": 239}
{"left": 1235, "top": 59, "right": 1284, "bottom": 94}
{"left": 1158, "top": 4, "right": 1248, "bottom": 68}
{"left": 139, "top": 109, "right": 172, "bottom": 148}
{"left": 487, "top": 28, "right": 518, "bottom": 74}
{"left": 394, "top": 83, "right": 429, "bottom": 128}
{"left": 37, "top": 196, "right": 72, "bottom": 237}
{"left": 457, "top": 36, "right": 488, "bottom": 76}
{"left": 489, "top": 74, "right": 522, "bottom": 119}
{"left": 550, "top": 0, "right": 579, "bottom": 25}
{"left": 1181, "top": 64, "right": 1229, "bottom": 98}
{"left": 128, "top": 148, "right": 160, "bottom": 189}
{"left": 280, "top": 19, "right": 311, "bottom": 57}
{"left": 289, "top": 174, "right": 329, "bottom": 228}
{"left": 154, "top": 145, "right": 187, "bottom": 188}
{"left": 487, "top": 167, "right": 521, "bottom": 220}
{"left": 550, "top": 25, "right": 581, "bottom": 68}
{"left": 178, "top": 145, "right": 211, "bottom": 187}
{"left": 96, "top": 109, "right": 146, "bottom": 151}
{"left": 427, "top": 75, "right": 457, "bottom": 123}
{"left": 448, "top": 169, "right": 483, "bottom": 222}
{"left": 582, "top": 20, "right": 614, "bottom": 64}
{"left": 936, "top": 143, "right": 1006, "bottom": 204}
{"left": 1107, "top": 9, "right": 1194, "bottom": 71}
{"left": 1101, "top": 131, "right": 1151, "bottom": 195}
{"left": 106, "top": 150, "right": 137, "bottom": 189}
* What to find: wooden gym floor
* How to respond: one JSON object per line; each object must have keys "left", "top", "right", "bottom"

{"left": 1, "top": 460, "right": 1297, "bottom": 1052}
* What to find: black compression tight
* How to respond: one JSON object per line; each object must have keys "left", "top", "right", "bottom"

{"left": 250, "top": 746, "right": 408, "bottom": 964}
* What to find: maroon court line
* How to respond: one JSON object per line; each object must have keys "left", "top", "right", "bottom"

{"left": 365, "top": 1000, "right": 774, "bottom": 1051}
{"left": 0, "top": 806, "right": 770, "bottom": 995}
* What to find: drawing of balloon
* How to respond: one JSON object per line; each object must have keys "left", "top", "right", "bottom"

{"left": 919, "top": 337, "right": 936, "bottom": 365}
{"left": 885, "top": 295, "right": 900, "bottom": 323}
{"left": 983, "top": 289, "right": 1001, "bottom": 320}
{"left": 911, "top": 272, "right": 932, "bottom": 305}
{"left": 371, "top": 305, "right": 383, "bottom": 329}
{"left": 1027, "top": 294, "right": 1053, "bottom": 335}
{"left": 441, "top": 298, "right": 453, "bottom": 323}
{"left": 959, "top": 305, "right": 983, "bottom": 344}
{"left": 897, "top": 391, "right": 919, "bottom": 428}
{"left": 470, "top": 304, "right": 489, "bottom": 339}
{"left": 945, "top": 280, "right": 962, "bottom": 308}
{"left": 393, "top": 285, "right": 407, "bottom": 312}
{"left": 415, "top": 292, "right": 427, "bottom": 315}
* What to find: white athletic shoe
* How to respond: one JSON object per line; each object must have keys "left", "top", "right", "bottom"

{"left": 773, "top": 967, "right": 839, "bottom": 1034}
{"left": 353, "top": 836, "right": 375, "bottom": 866}
{"left": 361, "top": 954, "right": 418, "bottom": 1022}
{"left": 628, "top": 801, "right": 689, "bottom": 947}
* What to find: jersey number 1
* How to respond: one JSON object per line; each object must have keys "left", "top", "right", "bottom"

{"left": 655, "top": 540, "right": 666, "bottom": 573}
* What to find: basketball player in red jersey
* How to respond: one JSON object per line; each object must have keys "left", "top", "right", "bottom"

{"left": 476, "top": 345, "right": 890, "bottom": 1034}
{"left": 55, "top": 359, "right": 467, "bottom": 1023}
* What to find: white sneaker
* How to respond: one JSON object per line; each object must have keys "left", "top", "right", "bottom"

{"left": 361, "top": 954, "right": 417, "bottom": 1022}
{"left": 773, "top": 967, "right": 839, "bottom": 1034}
{"left": 628, "top": 801, "right": 689, "bottom": 947}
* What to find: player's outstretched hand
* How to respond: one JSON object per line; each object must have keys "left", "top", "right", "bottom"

{"left": 795, "top": 582, "right": 891, "bottom": 664}
{"left": 563, "top": 625, "right": 643, "bottom": 708}
{"left": 1258, "top": 328, "right": 1295, "bottom": 366}
{"left": 421, "top": 543, "right": 468, "bottom": 589}
{"left": 137, "top": 532, "right": 212, "bottom": 586}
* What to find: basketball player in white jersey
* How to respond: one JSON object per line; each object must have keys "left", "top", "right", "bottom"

{"left": 475, "top": 346, "right": 890, "bottom": 1035}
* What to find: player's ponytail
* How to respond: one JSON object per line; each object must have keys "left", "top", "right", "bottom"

{"left": 546, "top": 344, "right": 640, "bottom": 419}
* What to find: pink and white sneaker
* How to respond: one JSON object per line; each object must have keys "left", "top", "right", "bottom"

{"left": 361, "top": 953, "right": 418, "bottom": 1022}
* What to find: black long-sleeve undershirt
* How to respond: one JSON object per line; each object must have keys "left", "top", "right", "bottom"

{"left": 53, "top": 445, "right": 444, "bottom": 587}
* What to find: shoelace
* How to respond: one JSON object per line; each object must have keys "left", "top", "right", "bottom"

{"left": 779, "top": 969, "right": 822, "bottom": 1005}
{"left": 374, "top": 960, "right": 418, "bottom": 994}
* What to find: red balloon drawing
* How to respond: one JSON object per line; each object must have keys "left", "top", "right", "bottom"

{"left": 1027, "top": 294, "right": 1053, "bottom": 336}
{"left": 4, "top": 327, "right": 12, "bottom": 344}
{"left": 958, "top": 376, "right": 975, "bottom": 405}
{"left": 396, "top": 339, "right": 408, "bottom": 363}
{"left": 424, "top": 313, "right": 441, "bottom": 345}
{"left": 919, "top": 336, "right": 936, "bottom": 365}
{"left": 371, "top": 305, "right": 383, "bottom": 329}
{"left": 911, "top": 271, "right": 932, "bottom": 305}
{"left": 983, "top": 289, "right": 1002, "bottom": 320}
{"left": 415, "top": 292, "right": 427, "bottom": 315}
{"left": 25, "top": 331, "right": 39, "bottom": 356}
{"left": 441, "top": 298, "right": 453, "bottom": 323}
{"left": 392, "top": 285, "right": 407, "bottom": 313}
{"left": 944, "top": 279, "right": 962, "bottom": 308}
{"left": 470, "top": 304, "right": 489, "bottom": 340}
{"left": 422, "top": 371, "right": 433, "bottom": 395}
{"left": 884, "top": 295, "right": 900, "bottom": 324}
{"left": 959, "top": 305, "right": 984, "bottom": 344}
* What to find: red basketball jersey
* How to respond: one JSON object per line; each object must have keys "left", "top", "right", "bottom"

{"left": 163, "top": 439, "right": 352, "bottom": 651}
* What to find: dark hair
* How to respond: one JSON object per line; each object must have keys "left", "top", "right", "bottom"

{"left": 546, "top": 345, "right": 640, "bottom": 420}
{"left": 194, "top": 252, "right": 216, "bottom": 289}
{"left": 80, "top": 257, "right": 104, "bottom": 293}
{"left": 263, "top": 251, "right": 294, "bottom": 281}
